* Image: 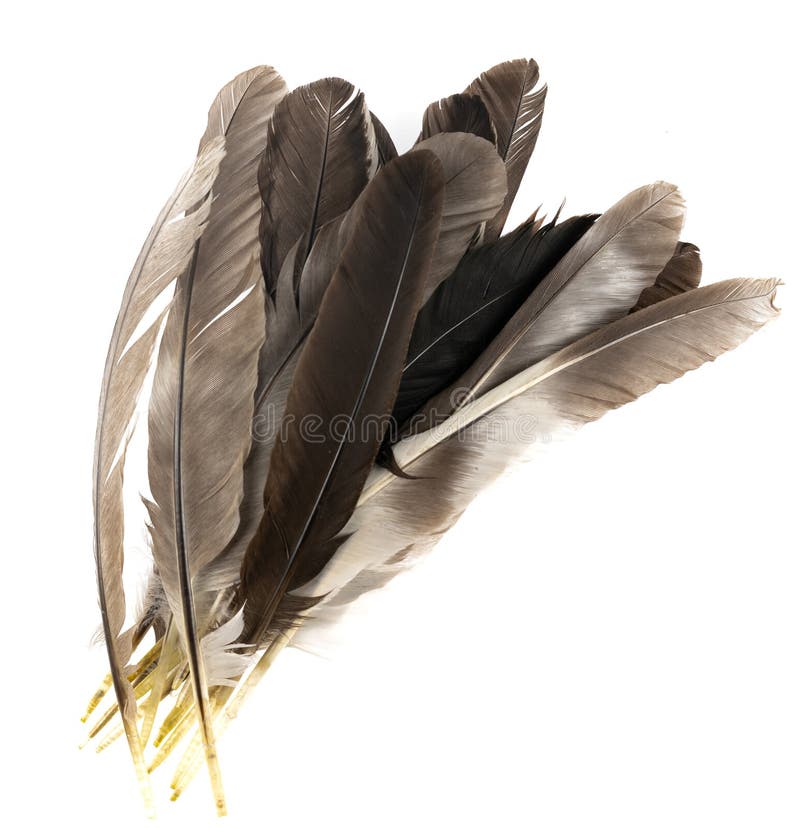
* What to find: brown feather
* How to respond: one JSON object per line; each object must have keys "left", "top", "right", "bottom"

{"left": 419, "top": 92, "right": 496, "bottom": 144}
{"left": 259, "top": 78, "right": 377, "bottom": 294}
{"left": 145, "top": 66, "right": 284, "bottom": 815}
{"left": 632, "top": 241, "right": 702, "bottom": 311}
{"left": 90, "top": 134, "right": 226, "bottom": 810}
{"left": 412, "top": 132, "right": 507, "bottom": 301}
{"left": 299, "top": 278, "right": 780, "bottom": 614}
{"left": 415, "top": 182, "right": 685, "bottom": 428}
{"left": 238, "top": 150, "right": 445, "bottom": 645}
{"left": 467, "top": 58, "right": 547, "bottom": 240}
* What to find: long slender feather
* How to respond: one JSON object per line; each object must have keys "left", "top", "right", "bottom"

{"left": 146, "top": 66, "right": 283, "bottom": 815}
{"left": 414, "top": 182, "right": 685, "bottom": 429}
{"left": 132, "top": 70, "right": 286, "bottom": 638}
{"left": 91, "top": 136, "right": 225, "bottom": 812}
{"left": 296, "top": 278, "right": 779, "bottom": 612}
{"left": 467, "top": 59, "right": 547, "bottom": 240}
{"left": 259, "top": 77, "right": 378, "bottom": 294}
{"left": 238, "top": 150, "right": 445, "bottom": 646}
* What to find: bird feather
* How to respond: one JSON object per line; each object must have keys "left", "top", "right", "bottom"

{"left": 238, "top": 150, "right": 445, "bottom": 646}
{"left": 91, "top": 135, "right": 225, "bottom": 810}
{"left": 415, "top": 182, "right": 685, "bottom": 428}
{"left": 259, "top": 77, "right": 378, "bottom": 294}
{"left": 632, "top": 241, "right": 702, "bottom": 311}
{"left": 413, "top": 132, "right": 507, "bottom": 301}
{"left": 145, "top": 65, "right": 284, "bottom": 815}
{"left": 296, "top": 278, "right": 779, "bottom": 613}
{"left": 419, "top": 92, "right": 496, "bottom": 144}
{"left": 467, "top": 59, "right": 547, "bottom": 239}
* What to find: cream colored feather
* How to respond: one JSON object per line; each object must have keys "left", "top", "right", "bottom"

{"left": 296, "top": 279, "right": 779, "bottom": 614}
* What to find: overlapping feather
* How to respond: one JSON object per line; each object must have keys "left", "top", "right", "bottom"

{"left": 143, "top": 65, "right": 285, "bottom": 814}
{"left": 90, "top": 135, "right": 226, "bottom": 812}
{"left": 84, "top": 58, "right": 780, "bottom": 818}
{"left": 239, "top": 150, "right": 445, "bottom": 645}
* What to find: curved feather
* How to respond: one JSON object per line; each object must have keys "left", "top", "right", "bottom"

{"left": 91, "top": 136, "right": 225, "bottom": 810}
{"left": 146, "top": 65, "right": 283, "bottom": 815}
{"left": 296, "top": 278, "right": 780, "bottom": 611}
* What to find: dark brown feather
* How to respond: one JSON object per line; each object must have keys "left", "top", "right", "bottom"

{"left": 419, "top": 93, "right": 496, "bottom": 144}
{"left": 239, "top": 151, "right": 445, "bottom": 644}
{"left": 259, "top": 77, "right": 376, "bottom": 294}
{"left": 370, "top": 111, "right": 398, "bottom": 167}
{"left": 631, "top": 241, "right": 702, "bottom": 311}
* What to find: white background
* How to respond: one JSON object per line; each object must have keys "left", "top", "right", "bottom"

{"left": 2, "top": 2, "right": 798, "bottom": 826}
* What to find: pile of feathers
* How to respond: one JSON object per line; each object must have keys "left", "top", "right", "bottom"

{"left": 85, "top": 59, "right": 780, "bottom": 815}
